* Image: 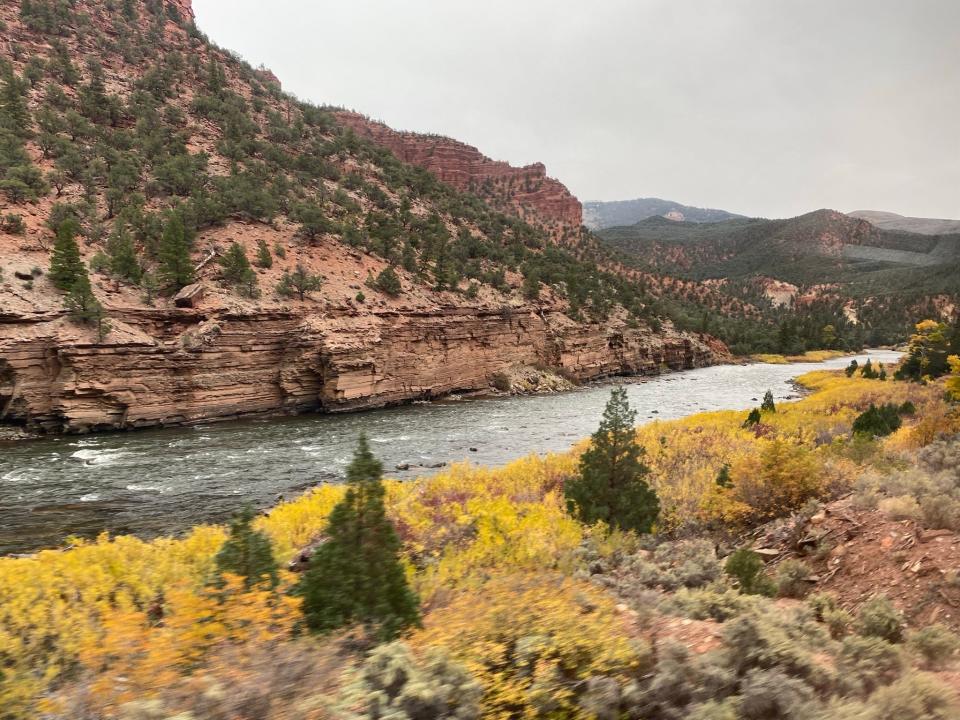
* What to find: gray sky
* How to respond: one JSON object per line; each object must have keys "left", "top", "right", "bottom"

{"left": 193, "top": 0, "right": 960, "bottom": 220}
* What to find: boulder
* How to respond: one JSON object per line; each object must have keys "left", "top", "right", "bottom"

{"left": 174, "top": 283, "right": 206, "bottom": 308}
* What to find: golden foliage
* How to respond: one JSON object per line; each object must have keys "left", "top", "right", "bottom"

{"left": 948, "top": 355, "right": 960, "bottom": 401}
{"left": 411, "top": 574, "right": 647, "bottom": 719}
{"left": 752, "top": 350, "right": 849, "bottom": 364}
{"left": 1, "top": 366, "right": 955, "bottom": 715}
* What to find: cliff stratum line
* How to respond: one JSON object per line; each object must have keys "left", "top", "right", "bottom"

{"left": 0, "top": 0, "right": 719, "bottom": 434}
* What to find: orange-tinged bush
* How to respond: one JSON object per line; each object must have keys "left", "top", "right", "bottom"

{"left": 72, "top": 573, "right": 301, "bottom": 710}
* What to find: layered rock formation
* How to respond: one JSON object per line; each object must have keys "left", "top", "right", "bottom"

{"left": 335, "top": 112, "right": 583, "bottom": 238}
{"left": 0, "top": 304, "right": 717, "bottom": 434}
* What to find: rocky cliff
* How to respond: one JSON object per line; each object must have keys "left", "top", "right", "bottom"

{"left": 0, "top": 0, "right": 726, "bottom": 436}
{"left": 0, "top": 300, "right": 717, "bottom": 434}
{"left": 335, "top": 112, "right": 583, "bottom": 239}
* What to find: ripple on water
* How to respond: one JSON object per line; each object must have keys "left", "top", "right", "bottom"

{"left": 70, "top": 448, "right": 131, "bottom": 466}
{"left": 3, "top": 469, "right": 39, "bottom": 483}
{"left": 79, "top": 493, "right": 100, "bottom": 502}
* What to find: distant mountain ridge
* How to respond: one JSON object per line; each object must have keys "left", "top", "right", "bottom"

{"left": 598, "top": 209, "right": 960, "bottom": 285}
{"left": 848, "top": 210, "right": 960, "bottom": 236}
{"left": 584, "top": 197, "right": 744, "bottom": 230}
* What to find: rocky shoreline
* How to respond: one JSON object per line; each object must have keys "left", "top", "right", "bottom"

{"left": 0, "top": 302, "right": 725, "bottom": 437}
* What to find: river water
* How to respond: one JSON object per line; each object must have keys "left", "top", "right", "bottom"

{"left": 0, "top": 350, "right": 901, "bottom": 555}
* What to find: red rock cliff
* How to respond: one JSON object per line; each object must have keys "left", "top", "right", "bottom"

{"left": 0, "top": 303, "right": 717, "bottom": 434}
{"left": 335, "top": 111, "right": 583, "bottom": 239}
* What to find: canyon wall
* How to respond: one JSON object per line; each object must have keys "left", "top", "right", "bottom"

{"left": 0, "top": 305, "right": 718, "bottom": 434}
{"left": 335, "top": 112, "right": 583, "bottom": 239}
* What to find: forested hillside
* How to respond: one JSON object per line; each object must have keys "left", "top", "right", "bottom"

{"left": 598, "top": 210, "right": 960, "bottom": 350}
{"left": 0, "top": 0, "right": 733, "bottom": 435}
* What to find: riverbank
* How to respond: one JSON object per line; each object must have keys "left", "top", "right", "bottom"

{"left": 0, "top": 350, "right": 903, "bottom": 555}
{"left": 2, "top": 356, "right": 957, "bottom": 718}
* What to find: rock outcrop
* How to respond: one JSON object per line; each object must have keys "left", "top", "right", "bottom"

{"left": 335, "top": 112, "right": 583, "bottom": 239}
{"left": 0, "top": 304, "right": 718, "bottom": 434}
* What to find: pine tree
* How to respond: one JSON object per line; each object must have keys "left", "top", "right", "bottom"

{"left": 374, "top": 266, "right": 402, "bottom": 296}
{"left": 64, "top": 271, "right": 109, "bottom": 341}
{"left": 299, "top": 434, "right": 420, "bottom": 640}
{"left": 49, "top": 218, "right": 85, "bottom": 290}
{"left": 255, "top": 238, "right": 272, "bottom": 269}
{"left": 743, "top": 408, "right": 762, "bottom": 427}
{"left": 214, "top": 506, "right": 278, "bottom": 589}
{"left": 158, "top": 212, "right": 193, "bottom": 290}
{"left": 0, "top": 64, "right": 31, "bottom": 139}
{"left": 277, "top": 263, "right": 322, "bottom": 301}
{"left": 761, "top": 390, "right": 776, "bottom": 413}
{"left": 564, "top": 388, "right": 660, "bottom": 533}
{"left": 218, "top": 241, "right": 257, "bottom": 295}
{"left": 106, "top": 224, "right": 141, "bottom": 283}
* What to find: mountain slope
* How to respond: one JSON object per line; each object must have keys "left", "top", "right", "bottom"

{"left": 849, "top": 209, "right": 960, "bottom": 236}
{"left": 584, "top": 197, "right": 743, "bottom": 230}
{"left": 597, "top": 209, "right": 960, "bottom": 347}
{"left": 0, "top": 0, "right": 720, "bottom": 434}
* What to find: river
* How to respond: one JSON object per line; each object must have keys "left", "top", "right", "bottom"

{"left": 0, "top": 350, "right": 902, "bottom": 555}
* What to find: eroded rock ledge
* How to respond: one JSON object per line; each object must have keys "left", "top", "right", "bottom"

{"left": 0, "top": 305, "right": 722, "bottom": 434}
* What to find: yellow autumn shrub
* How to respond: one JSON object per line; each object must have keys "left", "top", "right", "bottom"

{"left": 411, "top": 573, "right": 647, "bottom": 719}
{"left": 0, "top": 365, "right": 953, "bottom": 715}
{"left": 948, "top": 355, "right": 960, "bottom": 400}
{"left": 69, "top": 573, "right": 301, "bottom": 712}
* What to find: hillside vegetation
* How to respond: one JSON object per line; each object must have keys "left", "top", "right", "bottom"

{"left": 598, "top": 210, "right": 960, "bottom": 349}
{"left": 0, "top": 0, "right": 665, "bottom": 331}
{"left": 2, "top": 335, "right": 960, "bottom": 717}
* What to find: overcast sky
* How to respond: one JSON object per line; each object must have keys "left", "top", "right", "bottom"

{"left": 193, "top": 0, "right": 960, "bottom": 219}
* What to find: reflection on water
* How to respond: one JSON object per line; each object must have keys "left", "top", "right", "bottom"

{"left": 0, "top": 350, "right": 902, "bottom": 554}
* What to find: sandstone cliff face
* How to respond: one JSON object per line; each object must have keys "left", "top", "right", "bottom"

{"left": 335, "top": 112, "right": 583, "bottom": 239}
{"left": 0, "top": 304, "right": 717, "bottom": 434}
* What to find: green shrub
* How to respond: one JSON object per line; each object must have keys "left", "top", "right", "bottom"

{"left": 837, "top": 635, "right": 905, "bottom": 696}
{"left": 659, "top": 585, "right": 761, "bottom": 622}
{"left": 908, "top": 624, "right": 960, "bottom": 670}
{"left": 775, "top": 559, "right": 811, "bottom": 599}
{"left": 852, "top": 403, "right": 903, "bottom": 438}
{"left": 374, "top": 265, "right": 402, "bottom": 296}
{"left": 760, "top": 390, "right": 776, "bottom": 413}
{"left": 857, "top": 596, "right": 904, "bottom": 643}
{"left": 809, "top": 592, "right": 853, "bottom": 639}
{"left": 861, "top": 672, "right": 958, "bottom": 719}
{"left": 738, "top": 669, "right": 815, "bottom": 720}
{"left": 724, "top": 549, "right": 775, "bottom": 597}
{"left": 341, "top": 642, "right": 481, "bottom": 720}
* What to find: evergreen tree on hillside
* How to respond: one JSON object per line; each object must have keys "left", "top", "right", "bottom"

{"left": 105, "top": 224, "right": 141, "bottom": 283}
{"left": 49, "top": 218, "right": 85, "bottom": 290}
{"left": 214, "top": 506, "right": 278, "bottom": 589}
{"left": 373, "top": 265, "right": 402, "bottom": 296}
{"left": 299, "top": 435, "right": 420, "bottom": 640}
{"left": 158, "top": 212, "right": 193, "bottom": 290}
{"left": 64, "top": 271, "right": 111, "bottom": 341}
{"left": 277, "top": 263, "right": 323, "bottom": 301}
{"left": 218, "top": 241, "right": 257, "bottom": 296}
{"left": 565, "top": 388, "right": 660, "bottom": 533}
{"left": 255, "top": 238, "right": 273, "bottom": 269}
